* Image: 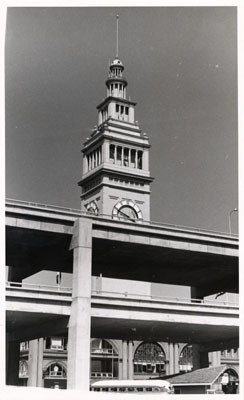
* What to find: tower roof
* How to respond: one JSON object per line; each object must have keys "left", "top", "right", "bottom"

{"left": 110, "top": 57, "right": 124, "bottom": 68}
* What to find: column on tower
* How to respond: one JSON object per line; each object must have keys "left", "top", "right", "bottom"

{"left": 108, "top": 102, "right": 115, "bottom": 119}
{"left": 142, "top": 149, "right": 149, "bottom": 171}
{"left": 129, "top": 106, "right": 134, "bottom": 123}
{"left": 83, "top": 155, "right": 88, "bottom": 174}
{"left": 98, "top": 111, "right": 102, "bottom": 125}
{"left": 98, "top": 147, "right": 101, "bottom": 164}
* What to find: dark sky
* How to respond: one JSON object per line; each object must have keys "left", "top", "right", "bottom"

{"left": 5, "top": 7, "right": 238, "bottom": 233}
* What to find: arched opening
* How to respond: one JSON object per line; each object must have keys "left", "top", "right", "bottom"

{"left": 43, "top": 362, "right": 67, "bottom": 389}
{"left": 221, "top": 368, "right": 239, "bottom": 394}
{"left": 90, "top": 339, "right": 119, "bottom": 381}
{"left": 134, "top": 342, "right": 166, "bottom": 377}
{"left": 179, "top": 345, "right": 193, "bottom": 372}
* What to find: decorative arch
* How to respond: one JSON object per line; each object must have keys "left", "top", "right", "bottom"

{"left": 91, "top": 338, "right": 119, "bottom": 355}
{"left": 179, "top": 344, "right": 193, "bottom": 372}
{"left": 90, "top": 339, "right": 119, "bottom": 379}
{"left": 134, "top": 342, "right": 166, "bottom": 376}
{"left": 19, "top": 360, "right": 28, "bottom": 378}
{"left": 43, "top": 361, "right": 67, "bottom": 378}
{"left": 221, "top": 368, "right": 239, "bottom": 394}
{"left": 85, "top": 200, "right": 99, "bottom": 215}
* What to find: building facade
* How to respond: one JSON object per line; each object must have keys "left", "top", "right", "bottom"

{"left": 6, "top": 18, "right": 239, "bottom": 392}
{"left": 18, "top": 337, "right": 239, "bottom": 389}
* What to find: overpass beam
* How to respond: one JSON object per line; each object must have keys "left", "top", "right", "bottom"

{"left": 67, "top": 218, "right": 92, "bottom": 390}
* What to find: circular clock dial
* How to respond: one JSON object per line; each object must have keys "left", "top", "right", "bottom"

{"left": 118, "top": 205, "right": 138, "bottom": 221}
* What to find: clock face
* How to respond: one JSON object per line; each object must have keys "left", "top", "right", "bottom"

{"left": 117, "top": 205, "right": 138, "bottom": 221}
{"left": 112, "top": 199, "right": 143, "bottom": 222}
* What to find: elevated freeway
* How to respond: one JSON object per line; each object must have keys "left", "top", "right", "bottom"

{"left": 6, "top": 282, "right": 239, "bottom": 352}
{"left": 6, "top": 199, "right": 238, "bottom": 297}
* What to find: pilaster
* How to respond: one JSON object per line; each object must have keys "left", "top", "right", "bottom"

{"left": 122, "top": 340, "right": 128, "bottom": 379}
{"left": 128, "top": 341, "right": 133, "bottom": 379}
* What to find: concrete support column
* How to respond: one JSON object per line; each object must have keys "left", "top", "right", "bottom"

{"left": 37, "top": 338, "right": 44, "bottom": 387}
{"left": 28, "top": 339, "right": 39, "bottom": 387}
{"left": 67, "top": 218, "right": 92, "bottom": 390}
{"left": 128, "top": 341, "right": 133, "bottom": 380}
{"left": 192, "top": 344, "right": 200, "bottom": 370}
{"left": 122, "top": 340, "right": 127, "bottom": 379}
{"left": 169, "top": 343, "right": 174, "bottom": 375}
{"left": 6, "top": 338, "right": 19, "bottom": 386}
{"left": 209, "top": 351, "right": 221, "bottom": 367}
{"left": 103, "top": 141, "right": 110, "bottom": 164}
{"left": 192, "top": 344, "right": 209, "bottom": 370}
{"left": 174, "top": 343, "right": 179, "bottom": 374}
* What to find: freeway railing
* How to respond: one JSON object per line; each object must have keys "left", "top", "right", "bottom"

{"left": 6, "top": 198, "right": 238, "bottom": 238}
{"left": 6, "top": 282, "right": 239, "bottom": 309}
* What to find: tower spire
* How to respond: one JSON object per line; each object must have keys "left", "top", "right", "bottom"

{"left": 116, "top": 14, "right": 119, "bottom": 58}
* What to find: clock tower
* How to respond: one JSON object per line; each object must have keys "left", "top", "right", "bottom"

{"left": 79, "top": 17, "right": 153, "bottom": 222}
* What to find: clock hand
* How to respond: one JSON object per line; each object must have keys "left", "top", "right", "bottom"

{"left": 119, "top": 210, "right": 136, "bottom": 222}
{"left": 119, "top": 210, "right": 131, "bottom": 219}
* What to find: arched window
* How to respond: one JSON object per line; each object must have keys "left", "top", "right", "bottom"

{"left": 179, "top": 345, "right": 193, "bottom": 372}
{"left": 134, "top": 342, "right": 166, "bottom": 376}
{"left": 44, "top": 363, "right": 67, "bottom": 378}
{"left": 91, "top": 339, "right": 119, "bottom": 379}
{"left": 221, "top": 368, "right": 239, "bottom": 394}
{"left": 19, "top": 360, "right": 28, "bottom": 378}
